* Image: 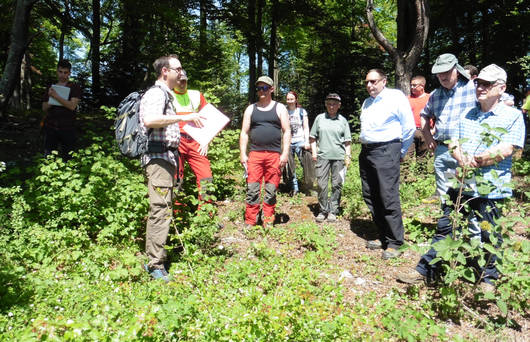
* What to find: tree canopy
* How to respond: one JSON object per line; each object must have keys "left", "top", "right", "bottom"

{"left": 1, "top": 0, "right": 528, "bottom": 122}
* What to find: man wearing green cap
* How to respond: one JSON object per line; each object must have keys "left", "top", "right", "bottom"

{"left": 420, "top": 53, "right": 476, "bottom": 202}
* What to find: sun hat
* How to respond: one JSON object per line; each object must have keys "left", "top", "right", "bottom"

{"left": 431, "top": 53, "right": 469, "bottom": 79}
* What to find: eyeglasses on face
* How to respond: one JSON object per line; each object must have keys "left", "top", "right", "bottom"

{"left": 410, "top": 83, "right": 424, "bottom": 88}
{"left": 168, "top": 67, "right": 182, "bottom": 73}
{"left": 474, "top": 80, "right": 500, "bottom": 89}
{"left": 364, "top": 78, "right": 382, "bottom": 86}
{"left": 256, "top": 85, "right": 271, "bottom": 92}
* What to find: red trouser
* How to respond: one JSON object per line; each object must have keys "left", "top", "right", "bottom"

{"left": 177, "top": 135, "right": 213, "bottom": 200}
{"left": 245, "top": 151, "right": 281, "bottom": 225}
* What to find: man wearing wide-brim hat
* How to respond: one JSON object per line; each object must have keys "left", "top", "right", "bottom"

{"left": 420, "top": 53, "right": 476, "bottom": 202}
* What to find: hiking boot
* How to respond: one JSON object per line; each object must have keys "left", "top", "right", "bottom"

{"left": 479, "top": 281, "right": 495, "bottom": 294}
{"left": 397, "top": 269, "right": 425, "bottom": 284}
{"left": 144, "top": 264, "right": 170, "bottom": 283}
{"left": 315, "top": 213, "right": 327, "bottom": 223}
{"left": 327, "top": 213, "right": 337, "bottom": 222}
{"left": 365, "top": 240, "right": 383, "bottom": 250}
{"left": 382, "top": 248, "right": 402, "bottom": 260}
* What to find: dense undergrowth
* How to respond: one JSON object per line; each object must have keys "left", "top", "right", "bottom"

{"left": 0, "top": 124, "right": 528, "bottom": 341}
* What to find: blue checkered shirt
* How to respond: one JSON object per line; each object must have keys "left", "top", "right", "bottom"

{"left": 421, "top": 79, "right": 477, "bottom": 142}
{"left": 139, "top": 81, "right": 180, "bottom": 167}
{"left": 454, "top": 103, "right": 525, "bottom": 199}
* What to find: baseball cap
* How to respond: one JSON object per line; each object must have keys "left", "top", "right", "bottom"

{"left": 325, "top": 93, "right": 341, "bottom": 102}
{"left": 255, "top": 75, "right": 274, "bottom": 86}
{"left": 476, "top": 64, "right": 507, "bottom": 83}
{"left": 178, "top": 69, "right": 188, "bottom": 80}
{"left": 431, "top": 53, "right": 469, "bottom": 79}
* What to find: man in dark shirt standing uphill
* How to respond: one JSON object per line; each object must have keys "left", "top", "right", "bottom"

{"left": 240, "top": 76, "right": 291, "bottom": 227}
{"left": 42, "top": 59, "right": 82, "bottom": 159}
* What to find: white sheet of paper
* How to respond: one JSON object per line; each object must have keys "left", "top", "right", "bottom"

{"left": 48, "top": 85, "right": 70, "bottom": 106}
{"left": 183, "top": 103, "right": 230, "bottom": 146}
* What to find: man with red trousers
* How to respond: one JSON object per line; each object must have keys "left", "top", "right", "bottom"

{"left": 239, "top": 76, "right": 290, "bottom": 227}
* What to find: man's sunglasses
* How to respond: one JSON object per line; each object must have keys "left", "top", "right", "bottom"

{"left": 256, "top": 85, "right": 271, "bottom": 92}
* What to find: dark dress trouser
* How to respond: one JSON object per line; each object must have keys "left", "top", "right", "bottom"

{"left": 359, "top": 141, "right": 404, "bottom": 249}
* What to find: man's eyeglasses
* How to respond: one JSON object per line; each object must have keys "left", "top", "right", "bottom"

{"left": 474, "top": 80, "right": 500, "bottom": 89}
{"left": 256, "top": 85, "right": 271, "bottom": 92}
{"left": 168, "top": 67, "right": 182, "bottom": 73}
{"left": 365, "top": 78, "right": 382, "bottom": 86}
{"left": 410, "top": 83, "right": 424, "bottom": 88}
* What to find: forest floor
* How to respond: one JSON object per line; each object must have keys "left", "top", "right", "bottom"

{"left": 215, "top": 190, "right": 529, "bottom": 341}
{"left": 1, "top": 112, "right": 529, "bottom": 340}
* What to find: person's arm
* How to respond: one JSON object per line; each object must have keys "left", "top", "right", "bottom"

{"left": 278, "top": 105, "right": 291, "bottom": 168}
{"left": 420, "top": 96, "right": 436, "bottom": 150}
{"left": 239, "top": 105, "right": 253, "bottom": 166}
{"left": 302, "top": 109, "right": 310, "bottom": 150}
{"left": 143, "top": 89, "right": 204, "bottom": 128}
{"left": 47, "top": 87, "right": 80, "bottom": 111}
{"left": 449, "top": 140, "right": 478, "bottom": 168}
{"left": 310, "top": 138, "right": 317, "bottom": 161}
{"left": 344, "top": 141, "right": 351, "bottom": 167}
{"left": 399, "top": 95, "right": 416, "bottom": 159}
{"left": 473, "top": 143, "right": 514, "bottom": 167}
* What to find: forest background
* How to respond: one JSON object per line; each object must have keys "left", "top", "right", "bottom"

{"left": 0, "top": 0, "right": 528, "bottom": 123}
{"left": 0, "top": 0, "right": 529, "bottom": 340}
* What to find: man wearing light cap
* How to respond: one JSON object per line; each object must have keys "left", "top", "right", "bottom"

{"left": 398, "top": 64, "right": 525, "bottom": 291}
{"left": 240, "top": 76, "right": 290, "bottom": 227}
{"left": 420, "top": 53, "right": 476, "bottom": 201}
{"left": 172, "top": 69, "right": 213, "bottom": 203}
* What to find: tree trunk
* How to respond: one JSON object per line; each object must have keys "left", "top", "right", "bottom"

{"left": 199, "top": 0, "right": 207, "bottom": 56}
{"left": 269, "top": 0, "right": 278, "bottom": 96}
{"left": 247, "top": 0, "right": 257, "bottom": 103}
{"left": 366, "top": 0, "right": 429, "bottom": 94}
{"left": 256, "top": 0, "right": 264, "bottom": 76}
{"left": 91, "top": 0, "right": 101, "bottom": 105}
{"left": 21, "top": 51, "right": 32, "bottom": 110}
{"left": 0, "top": 0, "right": 38, "bottom": 118}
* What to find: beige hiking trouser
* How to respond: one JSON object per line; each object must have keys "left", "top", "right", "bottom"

{"left": 145, "top": 159, "right": 176, "bottom": 270}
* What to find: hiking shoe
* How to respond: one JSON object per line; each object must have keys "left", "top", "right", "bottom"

{"left": 397, "top": 269, "right": 425, "bottom": 284}
{"left": 144, "top": 264, "right": 170, "bottom": 283}
{"left": 315, "top": 213, "right": 327, "bottom": 223}
{"left": 366, "top": 240, "right": 383, "bottom": 250}
{"left": 327, "top": 213, "right": 337, "bottom": 222}
{"left": 382, "top": 248, "right": 402, "bottom": 260}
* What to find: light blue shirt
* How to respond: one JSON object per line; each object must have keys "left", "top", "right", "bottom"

{"left": 454, "top": 103, "right": 525, "bottom": 199}
{"left": 360, "top": 88, "right": 415, "bottom": 158}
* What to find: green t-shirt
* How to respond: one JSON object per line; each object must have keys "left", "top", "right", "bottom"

{"left": 310, "top": 112, "right": 351, "bottom": 160}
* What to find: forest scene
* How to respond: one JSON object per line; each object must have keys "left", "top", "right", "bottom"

{"left": 1, "top": 0, "right": 529, "bottom": 340}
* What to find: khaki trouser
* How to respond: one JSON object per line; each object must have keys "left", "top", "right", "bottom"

{"left": 145, "top": 159, "right": 176, "bottom": 269}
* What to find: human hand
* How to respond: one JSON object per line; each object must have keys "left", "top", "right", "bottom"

{"left": 185, "top": 113, "right": 206, "bottom": 128}
{"left": 279, "top": 153, "right": 289, "bottom": 168}
{"left": 198, "top": 144, "right": 208, "bottom": 156}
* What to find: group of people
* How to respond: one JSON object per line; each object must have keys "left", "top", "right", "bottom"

{"left": 43, "top": 54, "right": 525, "bottom": 289}
{"left": 237, "top": 54, "right": 525, "bottom": 292}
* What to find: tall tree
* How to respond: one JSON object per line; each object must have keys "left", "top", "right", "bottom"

{"left": 0, "top": 0, "right": 39, "bottom": 117}
{"left": 366, "top": 0, "right": 429, "bottom": 93}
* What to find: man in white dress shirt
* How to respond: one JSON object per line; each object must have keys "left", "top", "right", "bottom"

{"left": 359, "top": 69, "right": 415, "bottom": 259}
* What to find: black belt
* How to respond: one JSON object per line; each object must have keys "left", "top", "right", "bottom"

{"left": 362, "top": 138, "right": 401, "bottom": 148}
